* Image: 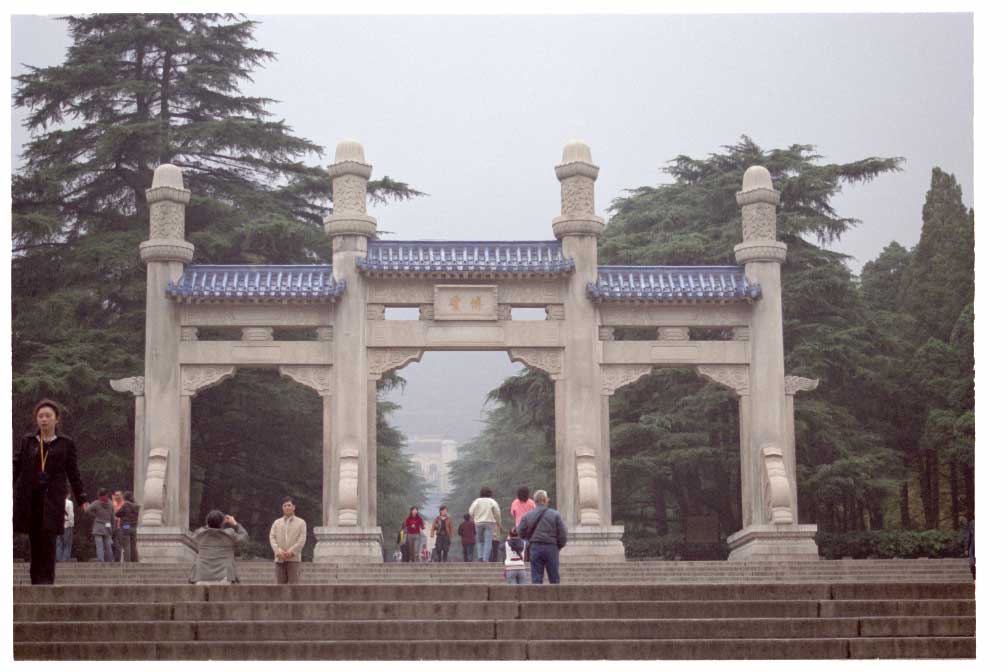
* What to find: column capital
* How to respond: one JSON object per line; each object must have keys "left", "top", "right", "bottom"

{"left": 325, "top": 139, "right": 377, "bottom": 239}
{"left": 552, "top": 139, "right": 605, "bottom": 239}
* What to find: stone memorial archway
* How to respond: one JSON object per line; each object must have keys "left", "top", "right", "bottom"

{"left": 115, "top": 139, "right": 820, "bottom": 563}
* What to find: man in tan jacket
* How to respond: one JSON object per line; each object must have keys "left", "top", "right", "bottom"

{"left": 269, "top": 496, "right": 307, "bottom": 584}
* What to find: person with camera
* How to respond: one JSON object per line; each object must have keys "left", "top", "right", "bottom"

{"left": 189, "top": 510, "right": 248, "bottom": 584}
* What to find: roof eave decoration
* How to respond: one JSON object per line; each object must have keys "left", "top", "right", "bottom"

{"left": 588, "top": 265, "right": 762, "bottom": 304}
{"left": 357, "top": 240, "right": 576, "bottom": 278}
{"left": 166, "top": 265, "right": 345, "bottom": 303}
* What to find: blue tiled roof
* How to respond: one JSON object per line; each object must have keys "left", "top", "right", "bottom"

{"left": 588, "top": 266, "right": 761, "bottom": 303}
{"left": 167, "top": 265, "right": 344, "bottom": 302}
{"left": 357, "top": 241, "right": 575, "bottom": 277}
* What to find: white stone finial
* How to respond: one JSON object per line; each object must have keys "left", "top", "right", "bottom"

{"left": 561, "top": 139, "right": 593, "bottom": 164}
{"left": 734, "top": 163, "right": 785, "bottom": 262}
{"left": 152, "top": 164, "right": 184, "bottom": 190}
{"left": 142, "top": 162, "right": 194, "bottom": 263}
{"left": 552, "top": 139, "right": 603, "bottom": 238}
{"left": 335, "top": 139, "right": 366, "bottom": 163}
{"left": 325, "top": 138, "right": 376, "bottom": 238}
{"left": 742, "top": 165, "right": 773, "bottom": 191}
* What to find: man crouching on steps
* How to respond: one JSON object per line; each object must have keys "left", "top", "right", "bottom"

{"left": 270, "top": 496, "right": 306, "bottom": 584}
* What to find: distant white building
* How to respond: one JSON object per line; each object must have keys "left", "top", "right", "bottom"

{"left": 406, "top": 437, "right": 458, "bottom": 517}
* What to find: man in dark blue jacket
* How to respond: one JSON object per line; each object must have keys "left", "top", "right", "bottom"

{"left": 517, "top": 489, "right": 568, "bottom": 584}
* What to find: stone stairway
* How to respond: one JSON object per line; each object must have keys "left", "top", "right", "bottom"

{"left": 14, "top": 558, "right": 973, "bottom": 584}
{"left": 14, "top": 559, "right": 974, "bottom": 660}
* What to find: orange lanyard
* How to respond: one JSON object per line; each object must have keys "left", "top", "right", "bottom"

{"left": 38, "top": 436, "right": 50, "bottom": 472}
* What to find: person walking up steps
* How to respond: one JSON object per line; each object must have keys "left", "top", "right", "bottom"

{"left": 468, "top": 487, "right": 502, "bottom": 562}
{"left": 458, "top": 514, "right": 476, "bottom": 562}
{"left": 503, "top": 527, "right": 530, "bottom": 584}
{"left": 403, "top": 506, "right": 425, "bottom": 562}
{"left": 518, "top": 489, "right": 567, "bottom": 584}
{"left": 430, "top": 505, "right": 453, "bottom": 562}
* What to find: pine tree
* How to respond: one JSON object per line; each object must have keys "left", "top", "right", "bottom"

{"left": 12, "top": 14, "right": 424, "bottom": 556}
{"left": 449, "top": 137, "right": 905, "bottom": 538}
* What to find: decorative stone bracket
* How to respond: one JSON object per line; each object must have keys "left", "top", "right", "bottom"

{"left": 110, "top": 376, "right": 145, "bottom": 397}
{"left": 279, "top": 365, "right": 332, "bottom": 396}
{"left": 761, "top": 444, "right": 794, "bottom": 525}
{"left": 180, "top": 365, "right": 236, "bottom": 397}
{"left": 601, "top": 364, "right": 652, "bottom": 395}
{"left": 784, "top": 376, "right": 820, "bottom": 396}
{"left": 695, "top": 364, "right": 749, "bottom": 396}
{"left": 507, "top": 348, "right": 563, "bottom": 380}
{"left": 367, "top": 348, "right": 424, "bottom": 381}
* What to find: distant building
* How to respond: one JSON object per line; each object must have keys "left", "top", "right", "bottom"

{"left": 406, "top": 437, "right": 458, "bottom": 518}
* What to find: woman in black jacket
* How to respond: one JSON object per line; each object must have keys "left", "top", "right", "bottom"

{"left": 13, "top": 399, "right": 89, "bottom": 584}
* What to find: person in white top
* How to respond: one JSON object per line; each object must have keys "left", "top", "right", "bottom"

{"left": 57, "top": 495, "right": 74, "bottom": 561}
{"left": 268, "top": 496, "right": 307, "bottom": 584}
{"left": 502, "top": 527, "right": 529, "bottom": 584}
{"left": 468, "top": 487, "right": 502, "bottom": 562}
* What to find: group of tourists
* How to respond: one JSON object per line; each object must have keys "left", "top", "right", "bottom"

{"left": 14, "top": 397, "right": 567, "bottom": 587}
{"left": 396, "top": 485, "right": 567, "bottom": 584}
{"left": 82, "top": 488, "right": 141, "bottom": 563}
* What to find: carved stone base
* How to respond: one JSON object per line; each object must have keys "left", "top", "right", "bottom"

{"left": 559, "top": 525, "right": 626, "bottom": 562}
{"left": 136, "top": 526, "right": 197, "bottom": 563}
{"left": 726, "top": 524, "right": 820, "bottom": 561}
{"left": 313, "top": 526, "right": 384, "bottom": 563}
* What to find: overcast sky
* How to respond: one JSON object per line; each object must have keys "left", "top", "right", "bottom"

{"left": 9, "top": 13, "right": 974, "bottom": 444}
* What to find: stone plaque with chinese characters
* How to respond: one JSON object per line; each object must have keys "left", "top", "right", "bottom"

{"left": 434, "top": 285, "right": 498, "bottom": 321}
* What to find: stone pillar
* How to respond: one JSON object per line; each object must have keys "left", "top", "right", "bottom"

{"left": 109, "top": 377, "right": 146, "bottom": 504}
{"left": 726, "top": 166, "right": 817, "bottom": 560}
{"left": 784, "top": 376, "right": 820, "bottom": 520}
{"left": 552, "top": 140, "right": 624, "bottom": 560}
{"left": 367, "top": 379, "right": 378, "bottom": 527}
{"left": 136, "top": 164, "right": 196, "bottom": 562}
{"left": 314, "top": 140, "right": 382, "bottom": 562}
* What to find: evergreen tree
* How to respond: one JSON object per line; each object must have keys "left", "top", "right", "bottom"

{"left": 12, "top": 14, "right": 423, "bottom": 556}
{"left": 449, "top": 137, "right": 905, "bottom": 538}
{"left": 860, "top": 169, "right": 974, "bottom": 530}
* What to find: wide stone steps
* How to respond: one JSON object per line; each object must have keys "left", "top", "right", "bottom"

{"left": 14, "top": 559, "right": 973, "bottom": 585}
{"left": 13, "top": 581, "right": 975, "bottom": 660}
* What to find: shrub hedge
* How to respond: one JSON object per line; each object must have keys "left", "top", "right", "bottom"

{"left": 814, "top": 529, "right": 968, "bottom": 559}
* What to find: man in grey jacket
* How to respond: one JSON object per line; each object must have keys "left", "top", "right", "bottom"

{"left": 189, "top": 510, "right": 248, "bottom": 584}
{"left": 517, "top": 489, "right": 568, "bottom": 584}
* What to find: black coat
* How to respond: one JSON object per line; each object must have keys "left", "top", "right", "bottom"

{"left": 13, "top": 433, "right": 87, "bottom": 534}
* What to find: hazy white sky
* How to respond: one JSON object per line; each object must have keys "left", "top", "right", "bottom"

{"left": 9, "top": 13, "right": 975, "bottom": 443}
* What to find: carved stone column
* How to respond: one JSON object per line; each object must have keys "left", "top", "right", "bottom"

{"left": 315, "top": 140, "right": 383, "bottom": 563}
{"left": 137, "top": 164, "right": 196, "bottom": 563}
{"left": 550, "top": 141, "right": 624, "bottom": 560}
{"left": 724, "top": 166, "right": 818, "bottom": 561}
{"left": 109, "top": 376, "right": 146, "bottom": 506}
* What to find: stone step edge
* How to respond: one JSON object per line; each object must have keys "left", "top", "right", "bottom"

{"left": 12, "top": 636, "right": 977, "bottom": 660}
